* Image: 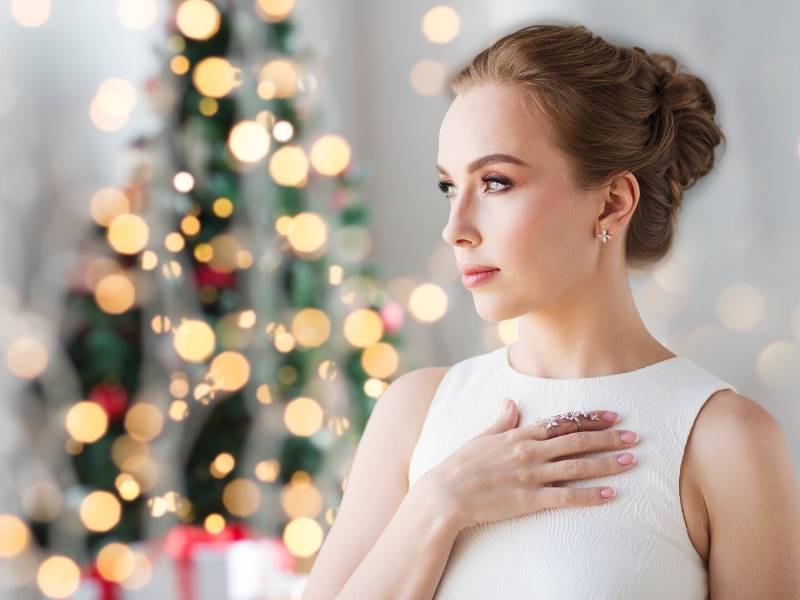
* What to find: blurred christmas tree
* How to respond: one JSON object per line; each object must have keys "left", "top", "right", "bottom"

{"left": 5, "top": 0, "right": 412, "bottom": 595}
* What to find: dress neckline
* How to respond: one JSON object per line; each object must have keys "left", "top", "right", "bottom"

{"left": 499, "top": 344, "right": 683, "bottom": 384}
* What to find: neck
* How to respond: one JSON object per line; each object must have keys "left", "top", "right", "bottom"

{"left": 509, "top": 270, "right": 674, "bottom": 379}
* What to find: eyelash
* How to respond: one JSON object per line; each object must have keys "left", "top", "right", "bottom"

{"left": 437, "top": 175, "right": 512, "bottom": 199}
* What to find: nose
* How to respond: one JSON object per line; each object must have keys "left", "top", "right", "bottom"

{"left": 441, "top": 196, "right": 480, "bottom": 248}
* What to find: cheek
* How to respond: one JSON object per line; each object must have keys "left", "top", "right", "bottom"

{"left": 500, "top": 188, "right": 569, "bottom": 260}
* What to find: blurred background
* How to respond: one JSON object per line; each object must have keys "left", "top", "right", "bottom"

{"left": 1, "top": 0, "right": 799, "bottom": 598}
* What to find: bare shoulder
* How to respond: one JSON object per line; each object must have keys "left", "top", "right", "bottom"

{"left": 686, "top": 389, "right": 800, "bottom": 594}
{"left": 687, "top": 388, "right": 783, "bottom": 497}
{"left": 386, "top": 366, "right": 451, "bottom": 479}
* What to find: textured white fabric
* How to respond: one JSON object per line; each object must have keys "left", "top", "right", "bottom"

{"left": 408, "top": 345, "right": 738, "bottom": 599}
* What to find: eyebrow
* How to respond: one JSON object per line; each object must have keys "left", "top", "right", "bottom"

{"left": 436, "top": 153, "right": 530, "bottom": 176}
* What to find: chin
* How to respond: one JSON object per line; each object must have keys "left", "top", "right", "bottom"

{"left": 472, "top": 300, "right": 516, "bottom": 324}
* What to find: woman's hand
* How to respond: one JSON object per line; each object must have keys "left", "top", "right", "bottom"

{"left": 423, "top": 398, "right": 639, "bottom": 530}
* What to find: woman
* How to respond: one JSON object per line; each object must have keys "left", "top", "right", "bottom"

{"left": 303, "top": 23, "right": 800, "bottom": 599}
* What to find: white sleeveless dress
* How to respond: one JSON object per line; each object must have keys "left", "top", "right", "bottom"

{"left": 407, "top": 345, "right": 738, "bottom": 599}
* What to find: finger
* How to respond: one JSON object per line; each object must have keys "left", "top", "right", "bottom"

{"left": 536, "top": 484, "right": 617, "bottom": 509}
{"left": 515, "top": 409, "right": 619, "bottom": 441}
{"left": 539, "top": 452, "right": 636, "bottom": 484}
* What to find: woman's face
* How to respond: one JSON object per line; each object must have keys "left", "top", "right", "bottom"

{"left": 437, "top": 83, "right": 616, "bottom": 322}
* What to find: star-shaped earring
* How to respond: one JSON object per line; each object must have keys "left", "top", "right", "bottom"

{"left": 596, "top": 229, "right": 612, "bottom": 244}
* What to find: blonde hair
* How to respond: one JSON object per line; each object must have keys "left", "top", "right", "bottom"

{"left": 450, "top": 22, "right": 725, "bottom": 269}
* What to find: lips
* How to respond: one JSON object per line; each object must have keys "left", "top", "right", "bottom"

{"left": 459, "top": 264, "right": 500, "bottom": 275}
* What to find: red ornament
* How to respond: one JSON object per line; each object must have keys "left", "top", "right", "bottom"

{"left": 89, "top": 382, "right": 129, "bottom": 422}
{"left": 194, "top": 264, "right": 237, "bottom": 289}
{"left": 380, "top": 301, "right": 405, "bottom": 333}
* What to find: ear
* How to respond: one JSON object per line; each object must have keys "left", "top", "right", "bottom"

{"left": 598, "top": 170, "right": 639, "bottom": 230}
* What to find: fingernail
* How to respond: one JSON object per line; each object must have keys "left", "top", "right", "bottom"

{"left": 503, "top": 398, "right": 511, "bottom": 412}
{"left": 603, "top": 411, "right": 619, "bottom": 423}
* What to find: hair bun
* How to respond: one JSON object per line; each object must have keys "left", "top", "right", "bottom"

{"left": 644, "top": 50, "right": 723, "bottom": 197}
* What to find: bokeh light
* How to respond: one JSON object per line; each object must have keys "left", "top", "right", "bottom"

{"left": 421, "top": 5, "right": 460, "bottom": 44}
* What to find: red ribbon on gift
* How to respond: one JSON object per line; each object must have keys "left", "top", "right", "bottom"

{"left": 161, "top": 522, "right": 253, "bottom": 600}
{"left": 81, "top": 562, "right": 120, "bottom": 600}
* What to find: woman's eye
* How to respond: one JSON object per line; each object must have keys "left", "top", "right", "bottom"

{"left": 436, "top": 176, "right": 511, "bottom": 199}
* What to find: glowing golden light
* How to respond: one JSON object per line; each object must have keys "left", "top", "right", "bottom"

{"left": 162, "top": 260, "right": 182, "bottom": 279}
{"left": 254, "top": 459, "right": 279, "bottom": 482}
{"left": 164, "top": 232, "right": 185, "bottom": 252}
{"left": 255, "top": 0, "right": 295, "bottom": 22}
{"left": 95, "top": 273, "right": 136, "bottom": 314}
{"left": 258, "top": 59, "right": 299, "bottom": 98}
{"left": 329, "top": 264, "right": 344, "bottom": 285}
{"left": 80, "top": 491, "right": 122, "bottom": 532}
{"left": 282, "top": 477, "right": 322, "bottom": 518}
{"left": 205, "top": 513, "right": 225, "bottom": 533}
{"left": 194, "top": 243, "right": 213, "bottom": 262}
{"left": 11, "top": 0, "right": 51, "bottom": 28}
{"left": 343, "top": 308, "right": 384, "bottom": 348}
{"left": 107, "top": 214, "right": 149, "bottom": 255}
{"left": 228, "top": 120, "right": 271, "bottom": 162}
{"left": 151, "top": 314, "right": 171, "bottom": 334}
{"left": 286, "top": 211, "right": 327, "bottom": 253}
{"left": 115, "top": 473, "right": 141, "bottom": 500}
{"left": 421, "top": 6, "right": 460, "bottom": 44}
{"left": 212, "top": 452, "right": 235, "bottom": 477}
{"left": 171, "top": 55, "right": 190, "bottom": 75}
{"left": 96, "top": 542, "right": 135, "bottom": 583}
{"left": 238, "top": 309, "right": 256, "bottom": 328}
{"left": 37, "top": 555, "right": 80, "bottom": 599}
{"left": 124, "top": 403, "right": 164, "bottom": 442}
{"left": 173, "top": 171, "right": 195, "bottom": 193}
{"left": 283, "top": 517, "right": 323, "bottom": 558}
{"left": 213, "top": 197, "right": 233, "bottom": 217}
{"left": 364, "top": 377, "right": 388, "bottom": 398}
{"left": 0, "top": 514, "right": 29, "bottom": 557}
{"left": 275, "top": 215, "right": 293, "bottom": 235}
{"left": 284, "top": 396, "right": 324, "bottom": 437}
{"left": 180, "top": 215, "right": 201, "bottom": 236}
{"left": 169, "top": 375, "right": 189, "bottom": 398}
{"left": 207, "top": 351, "right": 250, "bottom": 391}
{"left": 361, "top": 342, "right": 399, "bottom": 379}
{"left": 6, "top": 335, "right": 49, "bottom": 379}
{"left": 256, "top": 383, "right": 273, "bottom": 404}
{"left": 176, "top": 0, "right": 221, "bottom": 41}
{"left": 65, "top": 401, "right": 108, "bottom": 443}
{"left": 90, "top": 188, "right": 129, "bottom": 226}
{"left": 173, "top": 319, "right": 216, "bottom": 362}
{"left": 223, "top": 479, "right": 261, "bottom": 517}
{"left": 169, "top": 400, "right": 189, "bottom": 421}
{"left": 208, "top": 234, "right": 243, "bottom": 273}
{"left": 408, "top": 283, "right": 448, "bottom": 322}
{"left": 117, "top": 0, "right": 158, "bottom": 31}
{"left": 310, "top": 134, "right": 351, "bottom": 176}
{"left": 272, "top": 120, "right": 294, "bottom": 142}
{"left": 409, "top": 59, "right": 446, "bottom": 96}
{"left": 141, "top": 250, "right": 158, "bottom": 271}
{"left": 268, "top": 144, "right": 309, "bottom": 187}
{"left": 291, "top": 308, "right": 331, "bottom": 348}
{"left": 193, "top": 57, "right": 241, "bottom": 98}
